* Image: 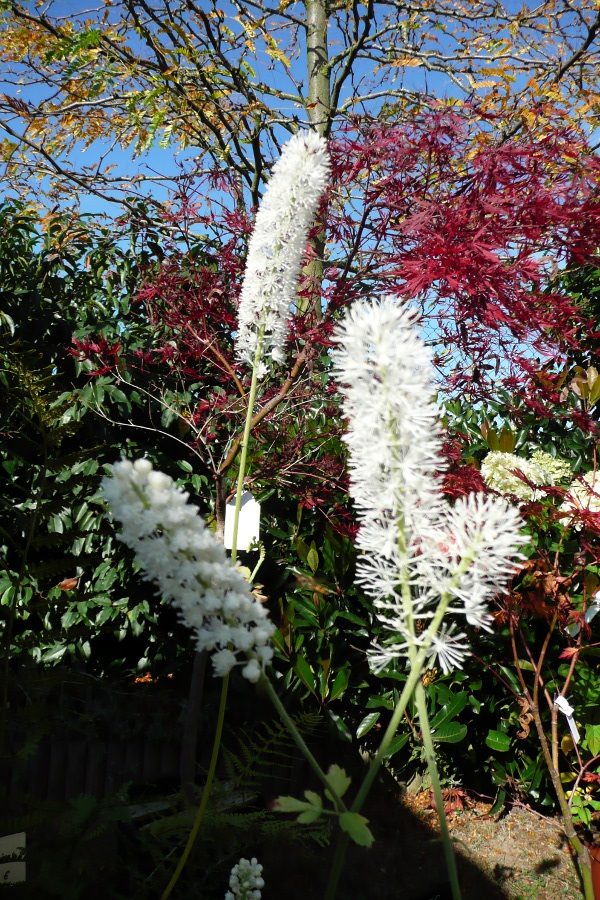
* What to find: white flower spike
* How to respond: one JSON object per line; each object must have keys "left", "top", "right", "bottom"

{"left": 101, "top": 459, "right": 274, "bottom": 680}
{"left": 333, "top": 297, "right": 525, "bottom": 673}
{"left": 235, "top": 130, "right": 330, "bottom": 373}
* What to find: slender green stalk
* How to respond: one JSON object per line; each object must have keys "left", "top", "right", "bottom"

{"left": 397, "top": 518, "right": 461, "bottom": 899}
{"left": 162, "top": 327, "right": 266, "bottom": 897}
{"left": 231, "top": 326, "right": 265, "bottom": 564}
{"left": 261, "top": 675, "right": 346, "bottom": 812}
{"left": 414, "top": 682, "right": 462, "bottom": 900}
{"left": 323, "top": 832, "right": 349, "bottom": 900}
{"left": 324, "top": 582, "right": 461, "bottom": 900}
{"left": 161, "top": 673, "right": 230, "bottom": 899}
{"left": 249, "top": 544, "right": 266, "bottom": 582}
{"left": 353, "top": 592, "right": 453, "bottom": 811}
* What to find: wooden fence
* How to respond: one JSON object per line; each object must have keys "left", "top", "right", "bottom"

{"left": 3, "top": 735, "right": 181, "bottom": 803}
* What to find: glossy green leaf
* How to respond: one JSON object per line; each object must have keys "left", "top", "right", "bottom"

{"left": 329, "top": 667, "right": 349, "bottom": 702}
{"left": 430, "top": 692, "right": 468, "bottom": 730}
{"left": 432, "top": 722, "right": 468, "bottom": 743}
{"left": 293, "top": 654, "right": 317, "bottom": 696}
{"left": 485, "top": 729, "right": 511, "bottom": 752}
{"left": 356, "top": 712, "right": 380, "bottom": 739}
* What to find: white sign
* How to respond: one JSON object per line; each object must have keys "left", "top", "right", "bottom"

{"left": 554, "top": 695, "right": 580, "bottom": 744}
{"left": 224, "top": 492, "right": 260, "bottom": 552}
{"left": 0, "top": 832, "right": 25, "bottom": 884}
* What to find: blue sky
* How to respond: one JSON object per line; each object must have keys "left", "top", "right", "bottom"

{"left": 1, "top": 0, "right": 595, "bottom": 219}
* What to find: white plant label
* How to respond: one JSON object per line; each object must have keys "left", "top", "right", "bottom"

{"left": 554, "top": 695, "right": 580, "bottom": 744}
{"left": 224, "top": 492, "right": 260, "bottom": 551}
{"left": 0, "top": 832, "right": 26, "bottom": 884}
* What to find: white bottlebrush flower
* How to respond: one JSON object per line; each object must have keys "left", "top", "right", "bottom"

{"left": 333, "top": 297, "right": 524, "bottom": 674}
{"left": 235, "top": 130, "right": 330, "bottom": 372}
{"left": 331, "top": 297, "right": 446, "bottom": 531}
{"left": 224, "top": 857, "right": 264, "bottom": 900}
{"left": 101, "top": 459, "right": 274, "bottom": 680}
{"left": 560, "top": 470, "right": 600, "bottom": 528}
{"left": 482, "top": 449, "right": 571, "bottom": 501}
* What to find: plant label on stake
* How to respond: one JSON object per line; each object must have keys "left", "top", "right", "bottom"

{"left": 224, "top": 492, "right": 260, "bottom": 552}
{"left": 554, "top": 695, "right": 580, "bottom": 744}
{"left": 0, "top": 832, "right": 26, "bottom": 884}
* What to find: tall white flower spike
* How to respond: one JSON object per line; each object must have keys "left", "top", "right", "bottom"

{"left": 333, "top": 297, "right": 525, "bottom": 673}
{"left": 235, "top": 130, "right": 330, "bottom": 373}
{"left": 101, "top": 459, "right": 274, "bottom": 681}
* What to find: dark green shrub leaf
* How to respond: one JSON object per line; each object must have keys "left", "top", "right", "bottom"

{"left": 432, "top": 722, "right": 468, "bottom": 743}
{"left": 485, "top": 729, "right": 511, "bottom": 752}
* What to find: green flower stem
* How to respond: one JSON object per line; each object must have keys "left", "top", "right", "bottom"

{"left": 231, "top": 326, "right": 265, "bottom": 564}
{"left": 162, "top": 327, "right": 266, "bottom": 898}
{"left": 323, "top": 833, "right": 349, "bottom": 900}
{"left": 161, "top": 673, "right": 230, "bottom": 900}
{"left": 414, "top": 681, "right": 462, "bottom": 900}
{"left": 249, "top": 543, "right": 266, "bottom": 582}
{"left": 355, "top": 591, "right": 453, "bottom": 811}
{"left": 261, "top": 675, "right": 346, "bottom": 813}
{"left": 324, "top": 576, "right": 468, "bottom": 900}
{"left": 397, "top": 520, "right": 461, "bottom": 900}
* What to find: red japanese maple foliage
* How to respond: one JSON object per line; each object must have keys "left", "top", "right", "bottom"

{"left": 75, "top": 105, "right": 600, "bottom": 509}
{"left": 328, "top": 105, "right": 600, "bottom": 407}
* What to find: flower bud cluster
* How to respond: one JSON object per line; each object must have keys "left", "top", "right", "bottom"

{"left": 101, "top": 459, "right": 274, "bottom": 681}
{"left": 224, "top": 857, "right": 264, "bottom": 900}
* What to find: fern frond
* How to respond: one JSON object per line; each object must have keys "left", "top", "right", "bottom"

{"left": 222, "top": 712, "right": 323, "bottom": 793}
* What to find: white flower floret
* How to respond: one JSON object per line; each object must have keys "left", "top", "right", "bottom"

{"left": 101, "top": 459, "right": 275, "bottom": 680}
{"left": 482, "top": 449, "right": 571, "bottom": 501}
{"left": 418, "top": 493, "right": 526, "bottom": 629}
{"left": 235, "top": 130, "right": 330, "bottom": 373}
{"left": 212, "top": 648, "right": 238, "bottom": 678}
{"left": 427, "top": 623, "right": 471, "bottom": 675}
{"left": 333, "top": 298, "right": 525, "bottom": 674}
{"left": 225, "top": 856, "right": 264, "bottom": 900}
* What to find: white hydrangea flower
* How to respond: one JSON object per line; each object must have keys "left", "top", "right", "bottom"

{"left": 529, "top": 450, "right": 572, "bottom": 484}
{"left": 101, "top": 459, "right": 274, "bottom": 680}
{"left": 560, "top": 470, "right": 600, "bottom": 528}
{"left": 333, "top": 297, "right": 525, "bottom": 674}
{"left": 235, "top": 130, "right": 330, "bottom": 373}
{"left": 224, "top": 857, "right": 264, "bottom": 900}
{"left": 482, "top": 449, "right": 571, "bottom": 501}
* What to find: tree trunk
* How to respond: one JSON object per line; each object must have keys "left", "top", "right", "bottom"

{"left": 302, "top": 0, "right": 331, "bottom": 319}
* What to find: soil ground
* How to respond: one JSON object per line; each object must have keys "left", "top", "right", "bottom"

{"left": 406, "top": 793, "right": 582, "bottom": 900}
{"left": 261, "top": 786, "right": 584, "bottom": 900}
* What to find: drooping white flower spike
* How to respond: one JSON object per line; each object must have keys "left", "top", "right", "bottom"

{"left": 333, "top": 297, "right": 526, "bottom": 674}
{"left": 101, "top": 459, "right": 274, "bottom": 681}
{"left": 235, "top": 130, "right": 330, "bottom": 373}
